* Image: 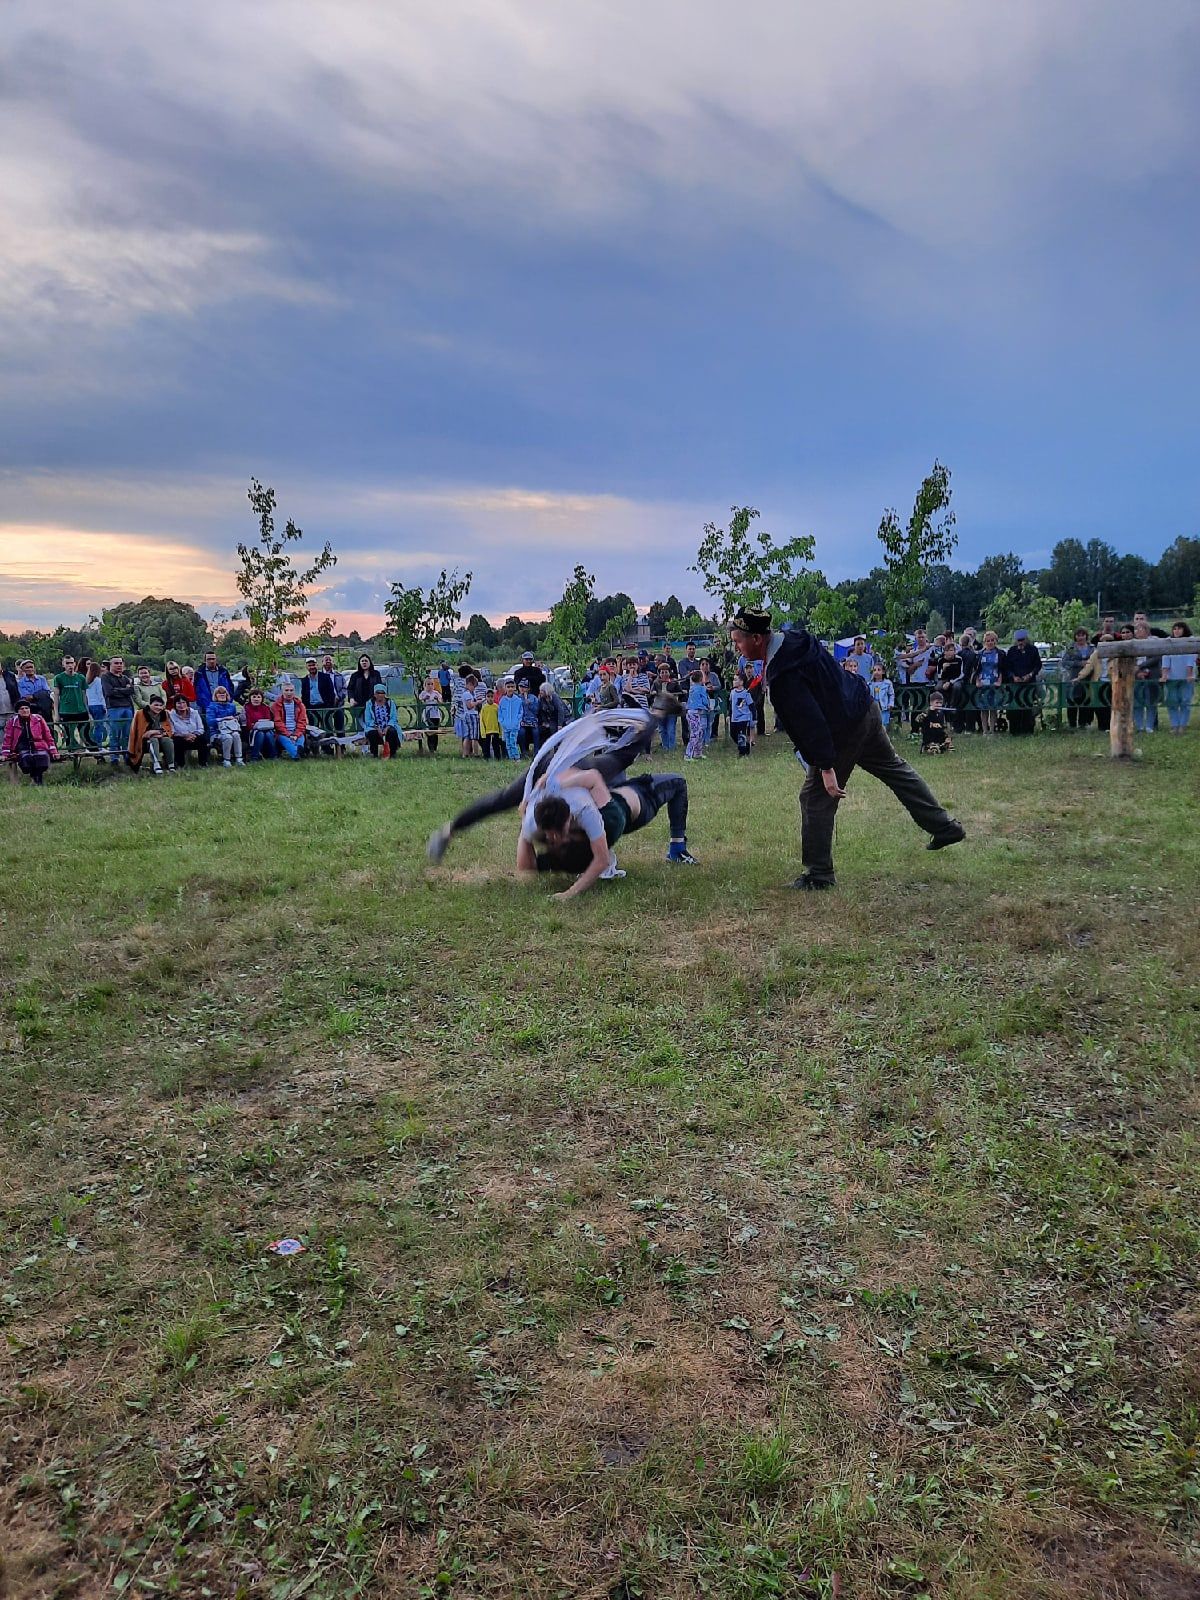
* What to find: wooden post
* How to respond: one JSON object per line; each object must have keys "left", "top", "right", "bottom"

{"left": 1094, "top": 637, "right": 1198, "bottom": 760}
{"left": 1108, "top": 656, "right": 1136, "bottom": 759}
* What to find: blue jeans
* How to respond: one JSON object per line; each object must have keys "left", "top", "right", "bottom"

{"left": 659, "top": 716, "right": 677, "bottom": 751}
{"left": 105, "top": 706, "right": 133, "bottom": 761}
{"left": 277, "top": 733, "right": 304, "bottom": 759}
{"left": 1165, "top": 680, "right": 1194, "bottom": 729}
{"left": 1134, "top": 682, "right": 1159, "bottom": 732}
{"left": 250, "top": 726, "right": 278, "bottom": 759}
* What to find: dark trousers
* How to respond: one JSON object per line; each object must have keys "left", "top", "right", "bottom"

{"left": 799, "top": 702, "right": 953, "bottom": 884}
{"left": 446, "top": 718, "right": 653, "bottom": 840}
{"left": 367, "top": 727, "right": 401, "bottom": 757}
{"left": 174, "top": 734, "right": 210, "bottom": 767}
{"left": 518, "top": 726, "right": 536, "bottom": 756}
{"left": 17, "top": 752, "right": 51, "bottom": 784}
{"left": 481, "top": 732, "right": 504, "bottom": 760}
{"left": 625, "top": 773, "right": 689, "bottom": 837}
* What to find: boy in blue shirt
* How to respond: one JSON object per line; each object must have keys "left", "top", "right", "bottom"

{"left": 517, "top": 682, "right": 539, "bottom": 756}
{"left": 729, "top": 672, "right": 754, "bottom": 756}
{"left": 498, "top": 681, "right": 524, "bottom": 759}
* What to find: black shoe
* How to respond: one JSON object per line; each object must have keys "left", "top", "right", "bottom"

{"left": 927, "top": 821, "right": 966, "bottom": 851}
{"left": 790, "top": 874, "right": 834, "bottom": 891}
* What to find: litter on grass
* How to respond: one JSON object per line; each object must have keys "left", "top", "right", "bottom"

{"left": 267, "top": 1238, "right": 307, "bottom": 1257}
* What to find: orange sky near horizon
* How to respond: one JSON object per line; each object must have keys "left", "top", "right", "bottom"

{"left": 0, "top": 523, "right": 552, "bottom": 640}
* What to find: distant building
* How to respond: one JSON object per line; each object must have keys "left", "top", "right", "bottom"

{"left": 437, "top": 636, "right": 464, "bottom": 654}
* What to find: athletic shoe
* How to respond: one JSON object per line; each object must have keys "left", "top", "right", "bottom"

{"left": 926, "top": 820, "right": 966, "bottom": 851}
{"left": 235, "top": 759, "right": 245, "bottom": 767}
{"left": 223, "top": 760, "right": 232, "bottom": 768}
{"left": 790, "top": 874, "right": 834, "bottom": 891}
{"left": 667, "top": 846, "right": 698, "bottom": 864}
{"left": 426, "top": 823, "right": 453, "bottom": 863}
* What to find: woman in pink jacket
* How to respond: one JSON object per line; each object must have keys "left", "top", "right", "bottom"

{"left": 2, "top": 701, "right": 60, "bottom": 785}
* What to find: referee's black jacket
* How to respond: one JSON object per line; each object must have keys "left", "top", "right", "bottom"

{"left": 765, "top": 627, "right": 872, "bottom": 771}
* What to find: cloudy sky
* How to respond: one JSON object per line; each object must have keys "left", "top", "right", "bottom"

{"left": 3, "top": 0, "right": 1198, "bottom": 634}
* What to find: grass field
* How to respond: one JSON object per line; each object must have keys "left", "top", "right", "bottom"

{"left": 3, "top": 729, "right": 1199, "bottom": 1599}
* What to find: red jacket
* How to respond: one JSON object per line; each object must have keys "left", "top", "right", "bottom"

{"left": 162, "top": 674, "right": 196, "bottom": 703}
{"left": 272, "top": 698, "right": 309, "bottom": 739}
{"left": 3, "top": 713, "right": 58, "bottom": 760}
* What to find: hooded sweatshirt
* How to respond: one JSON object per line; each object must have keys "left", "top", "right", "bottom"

{"left": 764, "top": 626, "right": 872, "bottom": 770}
{"left": 497, "top": 692, "right": 524, "bottom": 733}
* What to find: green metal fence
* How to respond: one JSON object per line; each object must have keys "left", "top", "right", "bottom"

{"left": 894, "top": 681, "right": 1116, "bottom": 726}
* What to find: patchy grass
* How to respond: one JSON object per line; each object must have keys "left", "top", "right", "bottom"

{"left": 2, "top": 729, "right": 1199, "bottom": 1598}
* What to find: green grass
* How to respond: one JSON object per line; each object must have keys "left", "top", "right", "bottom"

{"left": 2, "top": 729, "right": 1199, "bottom": 1598}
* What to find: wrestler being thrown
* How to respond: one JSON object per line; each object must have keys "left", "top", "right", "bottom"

{"left": 426, "top": 704, "right": 697, "bottom": 897}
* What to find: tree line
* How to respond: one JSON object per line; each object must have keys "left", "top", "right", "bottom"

{"left": 5, "top": 470, "right": 1198, "bottom": 673}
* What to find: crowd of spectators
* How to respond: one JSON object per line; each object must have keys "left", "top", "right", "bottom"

{"left": 838, "top": 617, "right": 1196, "bottom": 745}
{"left": 2, "top": 618, "right": 1195, "bottom": 787}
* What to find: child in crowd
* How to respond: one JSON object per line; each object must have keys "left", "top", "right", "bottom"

{"left": 975, "top": 631, "right": 1004, "bottom": 736}
{"left": 842, "top": 656, "right": 859, "bottom": 674}
{"left": 915, "top": 691, "right": 952, "bottom": 754}
{"left": 685, "top": 671, "right": 710, "bottom": 760}
{"left": 729, "top": 672, "right": 754, "bottom": 756}
{"left": 454, "top": 674, "right": 481, "bottom": 757}
{"left": 518, "top": 682, "right": 539, "bottom": 756}
{"left": 497, "top": 681, "right": 523, "bottom": 759}
{"left": 869, "top": 664, "right": 894, "bottom": 726}
{"left": 420, "top": 676, "right": 445, "bottom": 754}
{"left": 594, "top": 666, "right": 619, "bottom": 710}
{"left": 700, "top": 660, "right": 721, "bottom": 743}
{"left": 479, "top": 688, "right": 503, "bottom": 759}
{"left": 627, "top": 662, "right": 652, "bottom": 706}
{"left": 657, "top": 668, "right": 678, "bottom": 751}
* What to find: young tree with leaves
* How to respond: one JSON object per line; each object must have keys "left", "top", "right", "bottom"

{"left": 384, "top": 568, "right": 473, "bottom": 687}
{"left": 982, "top": 582, "right": 1090, "bottom": 647}
{"left": 236, "top": 480, "right": 337, "bottom": 677}
{"left": 86, "top": 607, "right": 136, "bottom": 662}
{"left": 543, "top": 564, "right": 595, "bottom": 679}
{"left": 691, "top": 505, "right": 846, "bottom": 634}
{"left": 599, "top": 601, "right": 638, "bottom": 653}
{"left": 877, "top": 462, "right": 958, "bottom": 655}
